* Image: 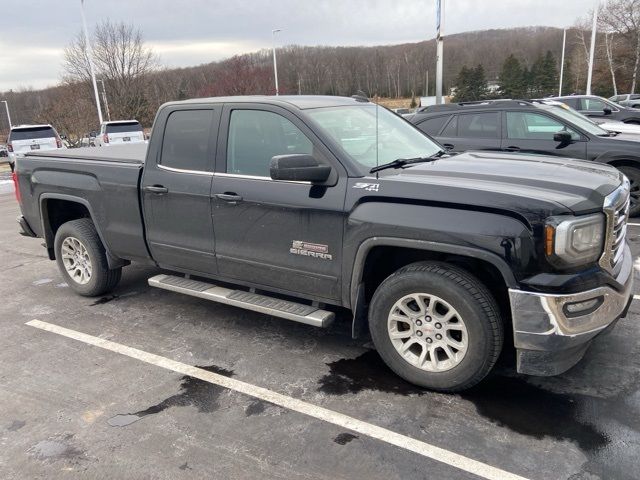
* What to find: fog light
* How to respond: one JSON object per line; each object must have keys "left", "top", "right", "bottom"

{"left": 563, "top": 296, "right": 604, "bottom": 318}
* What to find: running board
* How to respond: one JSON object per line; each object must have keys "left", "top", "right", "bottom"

{"left": 148, "top": 274, "right": 334, "bottom": 328}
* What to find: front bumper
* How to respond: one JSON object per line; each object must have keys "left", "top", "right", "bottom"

{"left": 509, "top": 244, "right": 633, "bottom": 376}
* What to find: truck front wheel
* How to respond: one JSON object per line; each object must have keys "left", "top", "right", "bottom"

{"left": 54, "top": 219, "right": 122, "bottom": 297}
{"left": 368, "top": 262, "right": 503, "bottom": 392}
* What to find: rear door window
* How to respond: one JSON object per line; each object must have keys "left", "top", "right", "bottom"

{"left": 160, "top": 110, "right": 214, "bottom": 172}
{"left": 106, "top": 122, "right": 142, "bottom": 133}
{"left": 440, "top": 116, "right": 458, "bottom": 136}
{"left": 9, "top": 126, "right": 56, "bottom": 141}
{"left": 561, "top": 98, "right": 580, "bottom": 109}
{"left": 457, "top": 112, "right": 500, "bottom": 139}
{"left": 416, "top": 116, "right": 450, "bottom": 135}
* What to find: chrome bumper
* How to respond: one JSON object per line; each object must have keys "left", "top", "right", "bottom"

{"left": 509, "top": 244, "right": 633, "bottom": 376}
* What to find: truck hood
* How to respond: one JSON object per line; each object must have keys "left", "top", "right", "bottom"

{"left": 380, "top": 151, "right": 622, "bottom": 218}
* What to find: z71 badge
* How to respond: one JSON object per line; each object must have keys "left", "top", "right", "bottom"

{"left": 353, "top": 182, "right": 380, "bottom": 192}
{"left": 290, "top": 241, "right": 333, "bottom": 260}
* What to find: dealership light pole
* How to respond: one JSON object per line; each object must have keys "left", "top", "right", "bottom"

{"left": 1, "top": 100, "right": 12, "bottom": 129}
{"left": 80, "top": 0, "right": 103, "bottom": 125}
{"left": 586, "top": 1, "right": 600, "bottom": 95}
{"left": 435, "top": 0, "right": 444, "bottom": 104}
{"left": 97, "top": 79, "right": 111, "bottom": 122}
{"left": 272, "top": 29, "right": 282, "bottom": 96}
{"left": 559, "top": 28, "right": 567, "bottom": 96}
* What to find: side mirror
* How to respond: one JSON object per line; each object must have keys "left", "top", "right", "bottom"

{"left": 553, "top": 131, "right": 573, "bottom": 145}
{"left": 270, "top": 154, "right": 332, "bottom": 183}
{"left": 603, "top": 107, "right": 612, "bottom": 115}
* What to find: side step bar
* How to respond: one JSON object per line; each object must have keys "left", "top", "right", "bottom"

{"left": 148, "top": 274, "right": 334, "bottom": 328}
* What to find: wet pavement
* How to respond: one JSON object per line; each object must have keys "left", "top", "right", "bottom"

{"left": 1, "top": 191, "right": 639, "bottom": 479}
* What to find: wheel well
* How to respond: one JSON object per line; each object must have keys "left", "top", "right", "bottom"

{"left": 357, "top": 246, "right": 512, "bottom": 337}
{"left": 607, "top": 159, "right": 640, "bottom": 171}
{"left": 42, "top": 199, "right": 91, "bottom": 259}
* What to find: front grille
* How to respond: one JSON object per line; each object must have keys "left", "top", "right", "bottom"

{"left": 599, "top": 182, "right": 630, "bottom": 272}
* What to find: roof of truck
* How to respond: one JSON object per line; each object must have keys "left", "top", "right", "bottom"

{"left": 168, "top": 95, "right": 370, "bottom": 110}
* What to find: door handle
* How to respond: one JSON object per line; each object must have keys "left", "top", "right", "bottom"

{"left": 144, "top": 185, "right": 168, "bottom": 194}
{"left": 443, "top": 143, "right": 455, "bottom": 151}
{"left": 505, "top": 146, "right": 521, "bottom": 152}
{"left": 215, "top": 193, "right": 243, "bottom": 203}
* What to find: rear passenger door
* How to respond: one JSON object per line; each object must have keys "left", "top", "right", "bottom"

{"left": 142, "top": 105, "right": 221, "bottom": 275}
{"left": 210, "top": 103, "right": 347, "bottom": 302}
{"left": 436, "top": 112, "right": 501, "bottom": 152}
{"left": 501, "top": 110, "right": 587, "bottom": 159}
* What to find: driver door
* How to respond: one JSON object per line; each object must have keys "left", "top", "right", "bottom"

{"left": 210, "top": 104, "right": 348, "bottom": 303}
{"left": 501, "top": 110, "right": 587, "bottom": 159}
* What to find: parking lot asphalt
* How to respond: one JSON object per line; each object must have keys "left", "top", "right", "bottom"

{"left": 1, "top": 191, "right": 640, "bottom": 480}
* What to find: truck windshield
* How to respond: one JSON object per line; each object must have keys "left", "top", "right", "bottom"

{"left": 306, "top": 105, "right": 441, "bottom": 171}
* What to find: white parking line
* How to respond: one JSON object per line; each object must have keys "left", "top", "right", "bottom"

{"left": 26, "top": 319, "right": 530, "bottom": 480}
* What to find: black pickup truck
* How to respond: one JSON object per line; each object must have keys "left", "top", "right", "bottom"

{"left": 14, "top": 95, "right": 634, "bottom": 391}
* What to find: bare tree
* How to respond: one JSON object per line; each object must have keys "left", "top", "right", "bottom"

{"left": 63, "top": 20, "right": 158, "bottom": 123}
{"left": 600, "top": 0, "right": 640, "bottom": 93}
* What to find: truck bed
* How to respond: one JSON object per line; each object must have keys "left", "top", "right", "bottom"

{"left": 16, "top": 145, "right": 150, "bottom": 265}
{"left": 29, "top": 143, "right": 147, "bottom": 164}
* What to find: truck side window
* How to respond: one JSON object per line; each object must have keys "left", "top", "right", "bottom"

{"left": 506, "top": 112, "right": 579, "bottom": 140}
{"left": 161, "top": 110, "right": 213, "bottom": 172}
{"left": 227, "top": 110, "right": 313, "bottom": 177}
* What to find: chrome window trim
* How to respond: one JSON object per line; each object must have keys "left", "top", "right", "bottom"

{"left": 157, "top": 164, "right": 213, "bottom": 176}
{"left": 214, "top": 172, "right": 311, "bottom": 185}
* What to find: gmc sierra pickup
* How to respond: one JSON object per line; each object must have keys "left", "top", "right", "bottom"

{"left": 14, "top": 95, "right": 634, "bottom": 391}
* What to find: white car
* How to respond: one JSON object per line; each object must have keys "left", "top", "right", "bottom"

{"left": 8, "top": 124, "right": 64, "bottom": 163}
{"left": 593, "top": 119, "right": 640, "bottom": 136}
{"left": 96, "top": 120, "right": 145, "bottom": 147}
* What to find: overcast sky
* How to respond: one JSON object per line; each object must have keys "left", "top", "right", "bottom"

{"left": 1, "top": 0, "right": 591, "bottom": 91}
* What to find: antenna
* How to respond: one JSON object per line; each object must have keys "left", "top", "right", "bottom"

{"left": 375, "top": 94, "right": 379, "bottom": 179}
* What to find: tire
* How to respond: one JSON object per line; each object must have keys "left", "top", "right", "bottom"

{"left": 617, "top": 166, "right": 640, "bottom": 217}
{"left": 368, "top": 262, "right": 503, "bottom": 392}
{"left": 54, "top": 218, "right": 122, "bottom": 296}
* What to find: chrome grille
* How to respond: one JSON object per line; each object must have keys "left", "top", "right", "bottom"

{"left": 599, "top": 181, "right": 630, "bottom": 272}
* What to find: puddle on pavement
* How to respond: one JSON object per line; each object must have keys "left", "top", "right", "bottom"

{"left": 317, "top": 351, "right": 620, "bottom": 454}
{"left": 7, "top": 420, "right": 25, "bottom": 431}
{"left": 461, "top": 376, "right": 609, "bottom": 452}
{"left": 245, "top": 400, "right": 267, "bottom": 416}
{"left": 29, "top": 434, "right": 84, "bottom": 462}
{"left": 333, "top": 432, "right": 358, "bottom": 445}
{"left": 318, "top": 350, "right": 424, "bottom": 396}
{"left": 108, "top": 364, "right": 234, "bottom": 427}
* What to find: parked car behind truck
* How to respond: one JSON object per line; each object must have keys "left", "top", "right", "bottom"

{"left": 411, "top": 99, "right": 640, "bottom": 216}
{"left": 8, "top": 124, "right": 64, "bottom": 165}
{"left": 14, "top": 95, "right": 633, "bottom": 391}
{"left": 95, "top": 120, "right": 145, "bottom": 147}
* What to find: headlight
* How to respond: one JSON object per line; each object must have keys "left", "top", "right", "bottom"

{"left": 546, "top": 214, "right": 605, "bottom": 266}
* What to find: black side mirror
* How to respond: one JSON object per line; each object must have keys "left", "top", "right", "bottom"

{"left": 270, "top": 154, "right": 332, "bottom": 183}
{"left": 603, "top": 107, "right": 612, "bottom": 115}
{"left": 553, "top": 131, "right": 573, "bottom": 146}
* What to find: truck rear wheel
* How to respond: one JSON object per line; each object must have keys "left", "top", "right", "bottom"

{"left": 368, "top": 262, "right": 503, "bottom": 392}
{"left": 54, "top": 219, "right": 122, "bottom": 297}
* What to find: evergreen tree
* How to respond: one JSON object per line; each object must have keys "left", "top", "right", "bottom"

{"left": 452, "top": 64, "right": 489, "bottom": 102}
{"left": 498, "top": 54, "right": 525, "bottom": 98}
{"left": 540, "top": 50, "right": 559, "bottom": 96}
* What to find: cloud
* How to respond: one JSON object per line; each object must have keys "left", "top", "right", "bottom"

{"left": 1, "top": 0, "right": 591, "bottom": 91}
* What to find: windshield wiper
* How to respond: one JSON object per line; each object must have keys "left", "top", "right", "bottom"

{"left": 370, "top": 150, "right": 447, "bottom": 174}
